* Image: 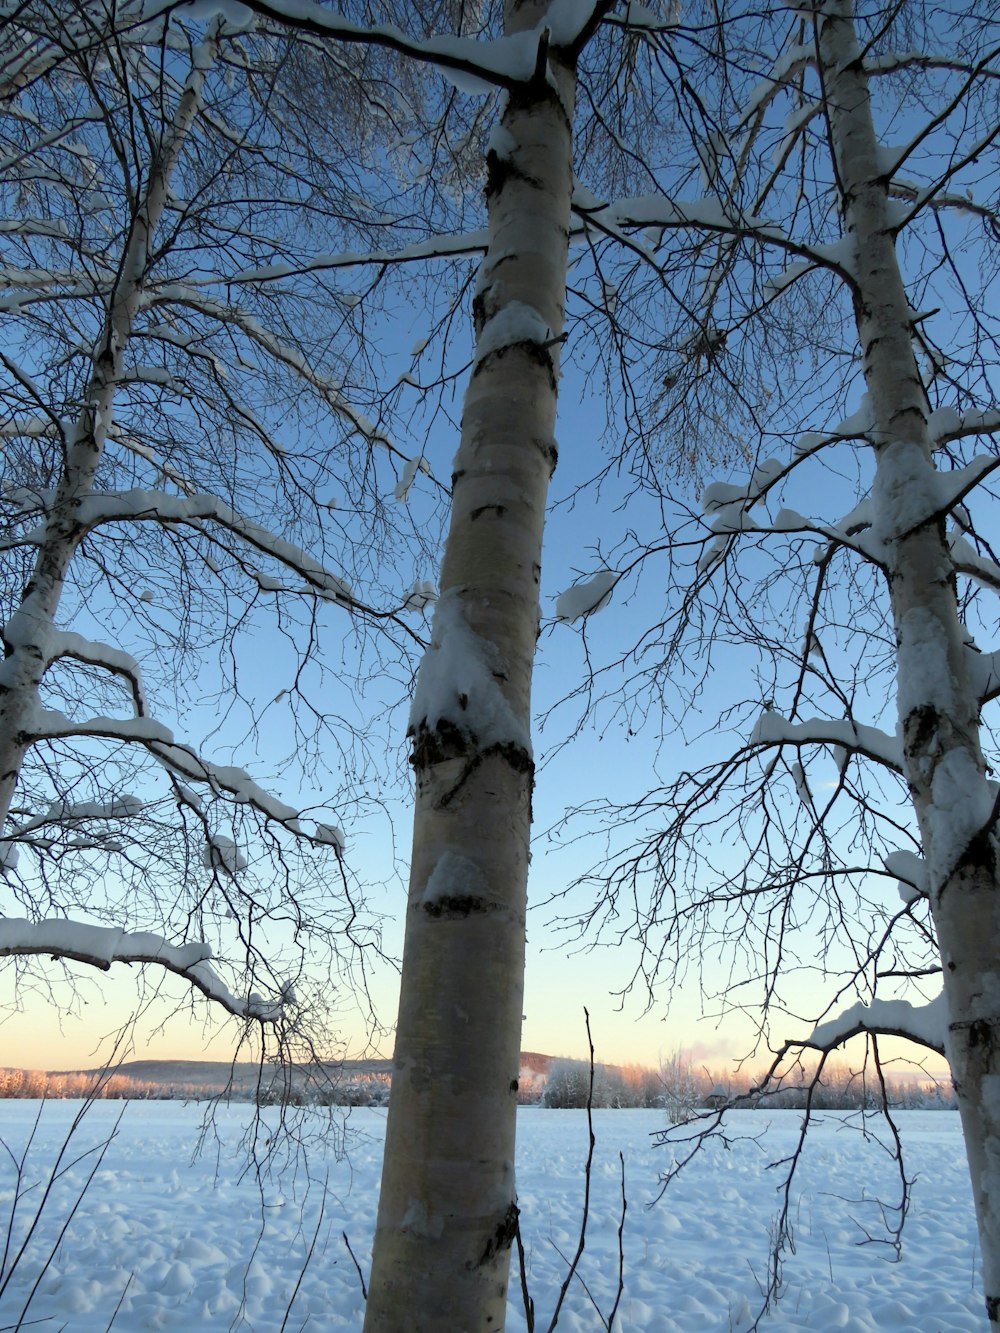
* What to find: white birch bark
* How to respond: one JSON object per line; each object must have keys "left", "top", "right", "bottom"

{"left": 820, "top": 5, "right": 1000, "bottom": 1322}
{"left": 363, "top": 4, "right": 577, "bottom": 1328}
{"left": 0, "top": 29, "right": 219, "bottom": 833}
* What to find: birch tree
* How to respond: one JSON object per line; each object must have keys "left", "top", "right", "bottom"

{"left": 360, "top": 3, "right": 613, "bottom": 1325}
{"left": 205, "top": 1, "right": 679, "bottom": 1323}
{"left": 0, "top": 0, "right": 440, "bottom": 1040}
{"left": 546, "top": 1, "right": 1000, "bottom": 1319}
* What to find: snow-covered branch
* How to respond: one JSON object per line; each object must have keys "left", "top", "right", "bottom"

{"left": 0, "top": 917, "right": 285, "bottom": 1021}
{"left": 11, "top": 486, "right": 420, "bottom": 626}
{"left": 200, "top": 0, "right": 542, "bottom": 88}
{"left": 750, "top": 709, "right": 903, "bottom": 772}
{"left": 805, "top": 994, "right": 948, "bottom": 1058}
{"left": 573, "top": 191, "right": 859, "bottom": 282}
{"left": 20, "top": 705, "right": 345, "bottom": 851}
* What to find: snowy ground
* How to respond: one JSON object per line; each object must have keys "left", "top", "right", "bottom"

{"left": 0, "top": 1102, "right": 984, "bottom": 1331}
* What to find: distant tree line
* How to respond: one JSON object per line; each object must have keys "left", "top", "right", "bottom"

{"left": 0, "top": 1068, "right": 205, "bottom": 1100}
{"left": 542, "top": 1055, "right": 957, "bottom": 1114}
{"left": 0, "top": 1057, "right": 955, "bottom": 1111}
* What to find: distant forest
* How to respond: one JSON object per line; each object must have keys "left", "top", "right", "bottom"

{"left": 0, "top": 1055, "right": 956, "bottom": 1111}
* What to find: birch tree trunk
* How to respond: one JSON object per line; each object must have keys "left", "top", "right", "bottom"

{"left": 0, "top": 30, "right": 218, "bottom": 832}
{"left": 363, "top": 4, "right": 577, "bottom": 1328}
{"left": 820, "top": 5, "right": 1000, "bottom": 1322}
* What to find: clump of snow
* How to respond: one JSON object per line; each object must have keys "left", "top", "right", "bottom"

{"left": 773, "top": 508, "right": 806, "bottom": 531}
{"left": 409, "top": 590, "right": 529, "bottom": 751}
{"left": 203, "top": 835, "right": 247, "bottom": 875}
{"left": 926, "top": 748, "right": 996, "bottom": 887}
{"left": 474, "top": 302, "right": 553, "bottom": 365}
{"left": 555, "top": 570, "right": 617, "bottom": 622}
{"left": 487, "top": 123, "right": 517, "bottom": 161}
{"left": 809, "top": 993, "right": 948, "bottom": 1054}
{"left": 315, "top": 823, "right": 345, "bottom": 854}
{"left": 699, "top": 457, "right": 781, "bottom": 540}
{"left": 436, "top": 64, "right": 494, "bottom": 96}
{"left": 0, "top": 841, "right": 19, "bottom": 874}
{"left": 929, "top": 405, "right": 963, "bottom": 443}
{"left": 253, "top": 571, "right": 284, "bottom": 592}
{"left": 790, "top": 761, "right": 811, "bottom": 806}
{"left": 394, "top": 455, "right": 428, "bottom": 503}
{"left": 884, "top": 849, "right": 928, "bottom": 903}
{"left": 402, "top": 579, "right": 437, "bottom": 612}
{"left": 420, "top": 850, "right": 487, "bottom": 906}
{"left": 870, "top": 439, "right": 938, "bottom": 545}
{"left": 896, "top": 607, "right": 955, "bottom": 720}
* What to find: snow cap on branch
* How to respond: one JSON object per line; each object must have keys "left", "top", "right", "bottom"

{"left": 555, "top": 569, "right": 617, "bottom": 622}
{"left": 808, "top": 993, "right": 948, "bottom": 1056}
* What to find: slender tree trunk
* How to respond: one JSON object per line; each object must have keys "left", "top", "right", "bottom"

{"left": 820, "top": 6, "right": 1000, "bottom": 1323}
{"left": 363, "top": 6, "right": 576, "bottom": 1329}
{"left": 0, "top": 31, "right": 217, "bottom": 832}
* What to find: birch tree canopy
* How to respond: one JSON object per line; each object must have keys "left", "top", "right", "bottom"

{"left": 0, "top": 0, "right": 450, "bottom": 1040}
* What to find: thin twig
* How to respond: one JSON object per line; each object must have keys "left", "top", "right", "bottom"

{"left": 545, "top": 1007, "right": 597, "bottom": 1332}
{"left": 279, "top": 1178, "right": 328, "bottom": 1332}
{"left": 606, "top": 1152, "right": 627, "bottom": 1330}
{"left": 342, "top": 1230, "right": 368, "bottom": 1301}
{"left": 515, "top": 1217, "right": 535, "bottom": 1332}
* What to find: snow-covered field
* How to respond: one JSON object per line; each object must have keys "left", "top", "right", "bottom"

{"left": 0, "top": 1102, "right": 983, "bottom": 1331}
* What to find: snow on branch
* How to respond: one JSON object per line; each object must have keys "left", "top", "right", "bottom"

{"left": 950, "top": 534, "right": 1000, "bottom": 591}
{"left": 143, "top": 286, "right": 396, "bottom": 455}
{"left": 50, "top": 489, "right": 360, "bottom": 608}
{"left": 736, "top": 42, "right": 816, "bottom": 130}
{"left": 574, "top": 192, "right": 857, "bottom": 278}
{"left": 195, "top": 0, "right": 541, "bottom": 88}
{"left": 0, "top": 616, "right": 150, "bottom": 712}
{"left": 0, "top": 917, "right": 285, "bottom": 1021}
{"left": 966, "top": 647, "right": 1000, "bottom": 706}
{"left": 884, "top": 849, "right": 928, "bottom": 904}
{"left": 21, "top": 707, "right": 346, "bottom": 853}
{"left": 806, "top": 994, "right": 948, "bottom": 1057}
{"left": 750, "top": 708, "right": 903, "bottom": 771}
{"left": 188, "top": 228, "right": 490, "bottom": 287}
{"left": 10, "top": 795, "right": 143, "bottom": 839}
{"left": 930, "top": 405, "right": 1000, "bottom": 447}
{"left": 555, "top": 570, "right": 618, "bottom": 622}
{"left": 44, "top": 629, "right": 148, "bottom": 715}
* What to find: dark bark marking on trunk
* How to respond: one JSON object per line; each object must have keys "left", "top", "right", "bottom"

{"left": 470, "top": 504, "right": 506, "bottom": 521}
{"left": 902, "top": 703, "right": 938, "bottom": 761}
{"left": 435, "top": 741, "right": 534, "bottom": 810}
{"left": 471, "top": 340, "right": 558, "bottom": 391}
{"left": 965, "top": 1018, "right": 995, "bottom": 1052}
{"left": 534, "top": 435, "right": 558, "bottom": 474}
{"left": 485, "top": 152, "right": 544, "bottom": 200}
{"left": 410, "top": 715, "right": 534, "bottom": 808}
{"left": 409, "top": 718, "right": 475, "bottom": 767}
{"left": 422, "top": 894, "right": 497, "bottom": 919}
{"left": 476, "top": 1201, "right": 519, "bottom": 1268}
{"left": 986, "top": 1293, "right": 999, "bottom": 1322}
